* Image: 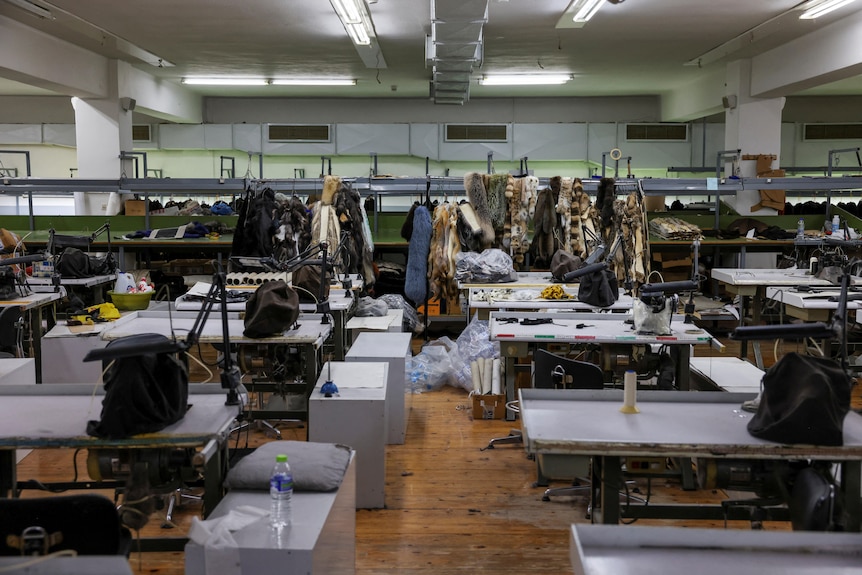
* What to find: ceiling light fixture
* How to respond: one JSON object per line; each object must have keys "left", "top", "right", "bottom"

{"left": 181, "top": 78, "right": 269, "bottom": 86}
{"left": 480, "top": 74, "right": 573, "bottom": 86}
{"left": 799, "top": 0, "right": 858, "bottom": 19}
{"left": 4, "top": 0, "right": 53, "bottom": 19}
{"left": 272, "top": 79, "right": 357, "bottom": 86}
{"left": 572, "top": 0, "right": 605, "bottom": 23}
{"left": 330, "top": 0, "right": 373, "bottom": 46}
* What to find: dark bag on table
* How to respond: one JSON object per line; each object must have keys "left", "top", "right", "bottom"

{"left": 747, "top": 352, "right": 851, "bottom": 446}
{"left": 56, "top": 247, "right": 114, "bottom": 278}
{"left": 577, "top": 267, "right": 619, "bottom": 308}
{"left": 86, "top": 333, "right": 190, "bottom": 439}
{"left": 550, "top": 249, "right": 583, "bottom": 282}
{"left": 291, "top": 264, "right": 331, "bottom": 303}
{"left": 243, "top": 279, "right": 300, "bottom": 338}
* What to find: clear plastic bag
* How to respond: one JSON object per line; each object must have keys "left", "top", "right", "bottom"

{"left": 450, "top": 314, "right": 499, "bottom": 391}
{"left": 378, "top": 293, "right": 420, "bottom": 334}
{"left": 407, "top": 338, "right": 456, "bottom": 393}
{"left": 454, "top": 249, "right": 517, "bottom": 284}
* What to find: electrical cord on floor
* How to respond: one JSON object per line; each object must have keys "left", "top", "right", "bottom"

{"left": 619, "top": 476, "right": 651, "bottom": 525}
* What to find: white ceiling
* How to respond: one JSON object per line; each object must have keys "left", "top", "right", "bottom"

{"left": 1, "top": 0, "right": 861, "bottom": 101}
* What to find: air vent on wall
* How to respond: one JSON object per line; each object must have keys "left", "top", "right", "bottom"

{"left": 626, "top": 123, "right": 688, "bottom": 142}
{"left": 445, "top": 124, "right": 508, "bottom": 142}
{"left": 268, "top": 124, "right": 331, "bottom": 142}
{"left": 132, "top": 124, "right": 151, "bottom": 142}
{"left": 803, "top": 123, "right": 862, "bottom": 140}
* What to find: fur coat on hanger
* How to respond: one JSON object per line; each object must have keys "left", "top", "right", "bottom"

{"left": 464, "top": 172, "right": 495, "bottom": 249}
{"left": 428, "top": 202, "right": 461, "bottom": 303}
{"left": 530, "top": 176, "right": 562, "bottom": 269}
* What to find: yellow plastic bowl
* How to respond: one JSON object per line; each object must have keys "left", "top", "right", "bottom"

{"left": 108, "top": 290, "right": 154, "bottom": 311}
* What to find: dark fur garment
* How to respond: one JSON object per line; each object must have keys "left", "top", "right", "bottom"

{"left": 464, "top": 173, "right": 495, "bottom": 249}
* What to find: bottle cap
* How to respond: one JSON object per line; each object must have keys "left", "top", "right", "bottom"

{"left": 276, "top": 454, "right": 287, "bottom": 463}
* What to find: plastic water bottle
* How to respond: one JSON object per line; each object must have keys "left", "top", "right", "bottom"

{"left": 797, "top": 218, "right": 805, "bottom": 239}
{"left": 833, "top": 215, "right": 840, "bottom": 235}
{"left": 269, "top": 454, "right": 292, "bottom": 529}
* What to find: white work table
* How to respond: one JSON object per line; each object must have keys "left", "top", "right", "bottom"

{"left": 0, "top": 383, "right": 240, "bottom": 515}
{"left": 102, "top": 309, "right": 331, "bottom": 386}
{"left": 468, "top": 288, "right": 633, "bottom": 314}
{"left": 0, "top": 289, "right": 63, "bottom": 382}
{"left": 174, "top": 282, "right": 356, "bottom": 359}
{"left": 570, "top": 524, "right": 862, "bottom": 575}
{"left": 765, "top": 285, "right": 862, "bottom": 322}
{"left": 26, "top": 274, "right": 115, "bottom": 289}
{"left": 519, "top": 388, "right": 862, "bottom": 528}
{"left": 710, "top": 267, "right": 855, "bottom": 364}
{"left": 491, "top": 311, "right": 720, "bottom": 420}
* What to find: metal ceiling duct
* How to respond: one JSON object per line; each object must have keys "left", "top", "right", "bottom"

{"left": 427, "top": 0, "right": 488, "bottom": 105}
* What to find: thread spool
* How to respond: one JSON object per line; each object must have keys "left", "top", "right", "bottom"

{"left": 491, "top": 358, "right": 501, "bottom": 395}
{"left": 620, "top": 370, "right": 639, "bottom": 414}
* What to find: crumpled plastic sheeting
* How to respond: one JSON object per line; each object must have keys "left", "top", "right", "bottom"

{"left": 454, "top": 249, "right": 518, "bottom": 284}
{"left": 188, "top": 505, "right": 269, "bottom": 575}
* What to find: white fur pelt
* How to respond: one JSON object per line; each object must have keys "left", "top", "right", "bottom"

{"left": 310, "top": 201, "right": 341, "bottom": 257}
{"left": 522, "top": 175, "right": 538, "bottom": 219}
{"left": 464, "top": 173, "right": 495, "bottom": 249}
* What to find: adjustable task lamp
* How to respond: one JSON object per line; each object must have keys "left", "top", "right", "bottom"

{"left": 84, "top": 260, "right": 243, "bottom": 407}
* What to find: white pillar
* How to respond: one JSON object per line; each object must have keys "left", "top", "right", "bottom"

{"left": 724, "top": 59, "right": 786, "bottom": 216}
{"left": 71, "top": 60, "right": 134, "bottom": 215}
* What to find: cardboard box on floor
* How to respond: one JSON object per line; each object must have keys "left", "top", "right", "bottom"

{"left": 472, "top": 394, "right": 506, "bottom": 420}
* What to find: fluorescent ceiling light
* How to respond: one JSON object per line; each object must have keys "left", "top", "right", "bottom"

{"left": 182, "top": 78, "right": 268, "bottom": 86}
{"left": 4, "top": 0, "right": 53, "bottom": 19}
{"left": 573, "top": 0, "right": 604, "bottom": 23}
{"left": 799, "top": 0, "right": 857, "bottom": 18}
{"left": 272, "top": 79, "right": 356, "bottom": 86}
{"left": 330, "top": 0, "right": 374, "bottom": 46}
{"left": 331, "top": 0, "right": 362, "bottom": 24}
{"left": 346, "top": 22, "right": 371, "bottom": 46}
{"left": 480, "top": 74, "right": 573, "bottom": 86}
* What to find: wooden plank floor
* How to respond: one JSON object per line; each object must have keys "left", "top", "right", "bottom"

{"left": 12, "top": 336, "right": 856, "bottom": 574}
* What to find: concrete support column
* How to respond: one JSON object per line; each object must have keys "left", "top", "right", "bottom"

{"left": 71, "top": 60, "right": 133, "bottom": 215}
{"left": 724, "top": 59, "right": 786, "bottom": 216}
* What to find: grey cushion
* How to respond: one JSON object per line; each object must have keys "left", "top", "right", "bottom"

{"left": 224, "top": 441, "right": 352, "bottom": 492}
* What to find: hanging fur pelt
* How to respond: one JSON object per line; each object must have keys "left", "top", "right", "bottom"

{"left": 272, "top": 195, "right": 311, "bottom": 264}
{"left": 596, "top": 177, "right": 616, "bottom": 239}
{"left": 508, "top": 177, "right": 527, "bottom": 266}
{"left": 405, "top": 205, "right": 432, "bottom": 306}
{"left": 333, "top": 179, "right": 376, "bottom": 286}
{"left": 486, "top": 173, "right": 509, "bottom": 239}
{"left": 530, "top": 178, "right": 562, "bottom": 269}
{"left": 455, "top": 201, "right": 484, "bottom": 253}
{"left": 555, "top": 177, "right": 574, "bottom": 253}
{"left": 464, "top": 173, "right": 495, "bottom": 249}
{"left": 428, "top": 203, "right": 461, "bottom": 303}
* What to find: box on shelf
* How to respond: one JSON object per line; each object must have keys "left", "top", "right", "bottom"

{"left": 472, "top": 394, "right": 506, "bottom": 420}
{"left": 124, "top": 199, "right": 147, "bottom": 216}
{"left": 643, "top": 195, "right": 666, "bottom": 212}
{"left": 417, "top": 297, "right": 441, "bottom": 316}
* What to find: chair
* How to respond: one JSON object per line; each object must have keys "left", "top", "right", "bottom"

{"left": 484, "top": 350, "right": 604, "bottom": 449}
{"left": 0, "top": 494, "right": 131, "bottom": 556}
{"left": 531, "top": 349, "right": 604, "bottom": 501}
{"left": 0, "top": 305, "right": 24, "bottom": 358}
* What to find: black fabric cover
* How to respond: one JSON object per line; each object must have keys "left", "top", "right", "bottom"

{"left": 550, "top": 250, "right": 583, "bottom": 281}
{"left": 231, "top": 187, "right": 278, "bottom": 259}
{"left": 291, "top": 264, "right": 330, "bottom": 303}
{"left": 577, "top": 267, "right": 619, "bottom": 308}
{"left": 243, "top": 279, "right": 299, "bottom": 338}
{"left": 747, "top": 352, "right": 851, "bottom": 446}
{"left": 86, "top": 333, "right": 189, "bottom": 439}
{"left": 55, "top": 247, "right": 114, "bottom": 278}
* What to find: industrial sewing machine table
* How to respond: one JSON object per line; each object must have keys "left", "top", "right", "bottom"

{"left": 519, "top": 388, "right": 862, "bottom": 529}
{"left": 0, "top": 384, "right": 240, "bottom": 551}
